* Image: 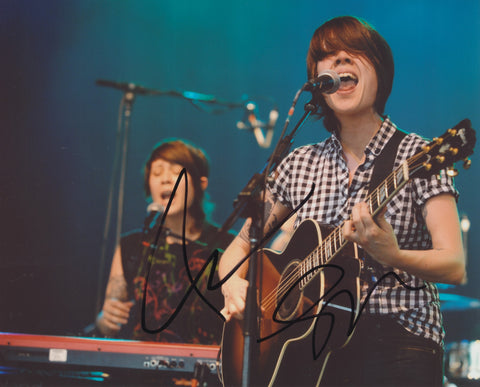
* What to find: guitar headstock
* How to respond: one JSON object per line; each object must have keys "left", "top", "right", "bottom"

{"left": 411, "top": 119, "right": 476, "bottom": 179}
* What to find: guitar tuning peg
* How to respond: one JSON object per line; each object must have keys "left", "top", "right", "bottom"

{"left": 436, "top": 155, "right": 446, "bottom": 163}
{"left": 434, "top": 137, "right": 444, "bottom": 145}
{"left": 423, "top": 162, "right": 432, "bottom": 171}
{"left": 449, "top": 148, "right": 459, "bottom": 156}
{"left": 446, "top": 166, "right": 459, "bottom": 177}
{"left": 448, "top": 128, "right": 458, "bottom": 136}
{"left": 463, "top": 158, "right": 472, "bottom": 169}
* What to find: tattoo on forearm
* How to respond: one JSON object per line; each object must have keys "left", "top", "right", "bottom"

{"left": 106, "top": 275, "right": 128, "bottom": 300}
{"left": 238, "top": 189, "right": 281, "bottom": 243}
{"left": 266, "top": 214, "right": 279, "bottom": 234}
{"left": 263, "top": 191, "right": 278, "bottom": 232}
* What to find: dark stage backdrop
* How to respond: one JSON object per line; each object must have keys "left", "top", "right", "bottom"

{"left": 1, "top": 0, "right": 479, "bottom": 345}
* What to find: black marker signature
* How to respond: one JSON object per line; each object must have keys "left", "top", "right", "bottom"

{"left": 139, "top": 168, "right": 310, "bottom": 333}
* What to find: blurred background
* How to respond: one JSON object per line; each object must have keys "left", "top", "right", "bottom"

{"left": 1, "top": 0, "right": 479, "bottom": 349}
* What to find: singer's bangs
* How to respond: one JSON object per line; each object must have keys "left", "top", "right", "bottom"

{"left": 156, "top": 144, "right": 197, "bottom": 177}
{"left": 307, "top": 16, "right": 379, "bottom": 79}
{"left": 143, "top": 138, "right": 209, "bottom": 197}
{"left": 149, "top": 139, "right": 209, "bottom": 179}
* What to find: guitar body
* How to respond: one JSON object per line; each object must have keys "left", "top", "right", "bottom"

{"left": 221, "top": 219, "right": 361, "bottom": 386}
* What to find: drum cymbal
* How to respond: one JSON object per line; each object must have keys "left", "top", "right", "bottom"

{"left": 439, "top": 293, "right": 480, "bottom": 311}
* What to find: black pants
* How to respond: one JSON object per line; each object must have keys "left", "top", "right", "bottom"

{"left": 320, "top": 315, "right": 444, "bottom": 386}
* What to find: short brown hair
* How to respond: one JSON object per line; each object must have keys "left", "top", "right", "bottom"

{"left": 306, "top": 16, "right": 394, "bottom": 132}
{"left": 144, "top": 138, "right": 210, "bottom": 227}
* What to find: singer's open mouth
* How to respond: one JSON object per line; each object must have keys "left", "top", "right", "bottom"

{"left": 338, "top": 72, "right": 358, "bottom": 90}
{"left": 160, "top": 191, "right": 172, "bottom": 200}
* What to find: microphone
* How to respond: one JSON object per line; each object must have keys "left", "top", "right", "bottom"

{"left": 304, "top": 70, "right": 340, "bottom": 94}
{"left": 144, "top": 202, "right": 165, "bottom": 231}
{"left": 147, "top": 202, "right": 164, "bottom": 213}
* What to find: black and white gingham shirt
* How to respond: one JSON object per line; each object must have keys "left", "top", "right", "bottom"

{"left": 268, "top": 117, "right": 457, "bottom": 346}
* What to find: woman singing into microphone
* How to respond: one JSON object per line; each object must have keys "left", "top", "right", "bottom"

{"left": 96, "top": 138, "right": 233, "bottom": 344}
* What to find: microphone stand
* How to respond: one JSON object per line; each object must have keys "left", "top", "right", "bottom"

{"left": 95, "top": 89, "right": 135, "bottom": 315}
{"left": 219, "top": 87, "right": 320, "bottom": 386}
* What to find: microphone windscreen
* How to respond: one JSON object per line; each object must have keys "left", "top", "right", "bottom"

{"left": 147, "top": 202, "right": 164, "bottom": 213}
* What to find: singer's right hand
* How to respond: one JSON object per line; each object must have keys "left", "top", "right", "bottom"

{"left": 220, "top": 275, "right": 249, "bottom": 322}
{"left": 96, "top": 298, "right": 134, "bottom": 336}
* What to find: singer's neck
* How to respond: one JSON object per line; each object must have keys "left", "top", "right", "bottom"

{"left": 337, "top": 111, "right": 383, "bottom": 155}
{"left": 163, "top": 213, "right": 202, "bottom": 244}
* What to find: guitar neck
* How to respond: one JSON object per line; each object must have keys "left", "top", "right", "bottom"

{"left": 300, "top": 159, "right": 411, "bottom": 288}
{"left": 366, "top": 158, "right": 411, "bottom": 217}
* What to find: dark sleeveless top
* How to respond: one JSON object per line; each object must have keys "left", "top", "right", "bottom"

{"left": 119, "top": 222, "right": 233, "bottom": 344}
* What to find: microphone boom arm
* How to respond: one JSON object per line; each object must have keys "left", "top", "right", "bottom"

{"left": 96, "top": 79, "right": 244, "bottom": 111}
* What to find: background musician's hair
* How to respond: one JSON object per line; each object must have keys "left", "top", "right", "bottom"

{"left": 143, "top": 138, "right": 212, "bottom": 229}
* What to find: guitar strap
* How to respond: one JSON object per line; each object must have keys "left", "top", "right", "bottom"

{"left": 361, "top": 127, "right": 407, "bottom": 284}
{"left": 368, "top": 128, "right": 407, "bottom": 195}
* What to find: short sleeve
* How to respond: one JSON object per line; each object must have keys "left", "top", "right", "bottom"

{"left": 411, "top": 172, "right": 458, "bottom": 208}
{"left": 267, "top": 152, "right": 294, "bottom": 208}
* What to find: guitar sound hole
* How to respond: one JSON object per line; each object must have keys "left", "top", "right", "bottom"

{"left": 277, "top": 261, "right": 302, "bottom": 321}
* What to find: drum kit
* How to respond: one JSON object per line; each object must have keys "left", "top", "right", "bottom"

{"left": 440, "top": 288, "right": 480, "bottom": 385}
{"left": 440, "top": 214, "right": 480, "bottom": 385}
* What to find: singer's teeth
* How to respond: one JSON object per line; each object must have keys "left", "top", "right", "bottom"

{"left": 339, "top": 72, "right": 358, "bottom": 88}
